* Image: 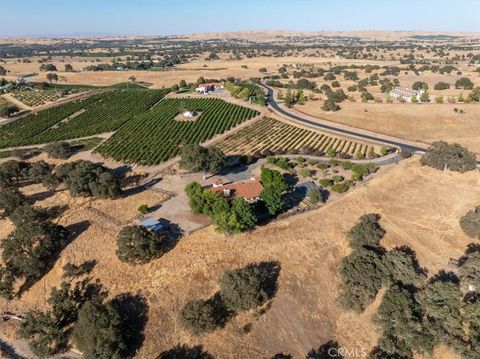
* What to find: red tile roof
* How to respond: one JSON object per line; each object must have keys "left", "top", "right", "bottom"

{"left": 209, "top": 178, "right": 263, "bottom": 201}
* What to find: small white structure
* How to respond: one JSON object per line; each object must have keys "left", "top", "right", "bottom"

{"left": 389, "top": 87, "right": 424, "bottom": 102}
{"left": 183, "top": 110, "right": 197, "bottom": 118}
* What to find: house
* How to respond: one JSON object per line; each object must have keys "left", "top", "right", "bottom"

{"left": 195, "top": 82, "right": 223, "bottom": 94}
{"left": 140, "top": 218, "right": 166, "bottom": 233}
{"left": 389, "top": 86, "right": 424, "bottom": 102}
{"left": 208, "top": 177, "right": 264, "bottom": 203}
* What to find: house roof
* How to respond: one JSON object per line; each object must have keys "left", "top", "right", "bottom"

{"left": 209, "top": 177, "right": 264, "bottom": 200}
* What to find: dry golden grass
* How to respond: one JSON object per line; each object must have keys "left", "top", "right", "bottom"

{"left": 296, "top": 101, "right": 480, "bottom": 154}
{"left": 1, "top": 157, "right": 478, "bottom": 358}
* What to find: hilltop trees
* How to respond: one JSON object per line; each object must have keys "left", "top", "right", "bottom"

{"left": 54, "top": 160, "right": 122, "bottom": 198}
{"left": 421, "top": 141, "right": 477, "bottom": 173}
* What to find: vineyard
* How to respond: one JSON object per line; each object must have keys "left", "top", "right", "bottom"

{"left": 0, "top": 89, "right": 169, "bottom": 148}
{"left": 10, "top": 88, "right": 87, "bottom": 107}
{"left": 97, "top": 98, "right": 259, "bottom": 165}
{"left": 215, "top": 117, "right": 381, "bottom": 157}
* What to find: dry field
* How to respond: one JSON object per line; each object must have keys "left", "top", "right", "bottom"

{"left": 2, "top": 55, "right": 396, "bottom": 88}
{"left": 0, "top": 157, "right": 478, "bottom": 358}
{"left": 295, "top": 101, "right": 480, "bottom": 154}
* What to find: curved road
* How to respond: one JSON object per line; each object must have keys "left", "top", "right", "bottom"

{"left": 263, "top": 85, "right": 427, "bottom": 154}
{"left": 263, "top": 84, "right": 480, "bottom": 167}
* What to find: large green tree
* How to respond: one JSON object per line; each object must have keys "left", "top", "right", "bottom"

{"left": 180, "top": 144, "right": 225, "bottom": 179}
{"left": 73, "top": 300, "right": 127, "bottom": 359}
{"left": 116, "top": 226, "right": 169, "bottom": 264}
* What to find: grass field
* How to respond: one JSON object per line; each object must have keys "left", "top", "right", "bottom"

{"left": 215, "top": 116, "right": 381, "bottom": 157}
{"left": 296, "top": 101, "right": 480, "bottom": 153}
{"left": 1, "top": 158, "right": 477, "bottom": 358}
{"left": 97, "top": 98, "right": 259, "bottom": 165}
{"left": 0, "top": 89, "right": 169, "bottom": 148}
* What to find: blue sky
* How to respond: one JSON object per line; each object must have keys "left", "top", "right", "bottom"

{"left": 1, "top": 0, "right": 479, "bottom": 36}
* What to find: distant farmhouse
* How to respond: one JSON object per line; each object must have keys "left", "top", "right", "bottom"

{"left": 195, "top": 82, "right": 223, "bottom": 94}
{"left": 389, "top": 86, "right": 425, "bottom": 102}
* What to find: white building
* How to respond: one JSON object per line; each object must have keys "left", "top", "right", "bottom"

{"left": 195, "top": 82, "right": 223, "bottom": 94}
{"left": 183, "top": 110, "right": 197, "bottom": 118}
{"left": 389, "top": 87, "right": 424, "bottom": 102}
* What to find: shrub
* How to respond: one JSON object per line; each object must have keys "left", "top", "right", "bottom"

{"left": 330, "top": 182, "right": 350, "bottom": 193}
{"left": 299, "top": 168, "right": 312, "bottom": 178}
{"left": 319, "top": 178, "right": 334, "bottom": 187}
{"left": 219, "top": 263, "right": 274, "bottom": 312}
{"left": 321, "top": 98, "right": 340, "bottom": 112}
{"left": 137, "top": 204, "right": 149, "bottom": 214}
{"left": 355, "top": 150, "right": 364, "bottom": 160}
{"left": 331, "top": 175, "right": 344, "bottom": 183}
{"left": 460, "top": 206, "right": 480, "bottom": 239}
{"left": 420, "top": 141, "right": 477, "bottom": 173}
{"left": 116, "top": 226, "right": 169, "bottom": 264}
{"left": 380, "top": 146, "right": 389, "bottom": 156}
{"left": 179, "top": 296, "right": 228, "bottom": 335}
{"left": 307, "top": 187, "right": 323, "bottom": 204}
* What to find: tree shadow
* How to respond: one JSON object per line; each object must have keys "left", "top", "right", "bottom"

{"left": 62, "top": 259, "right": 97, "bottom": 279}
{"left": 27, "top": 189, "right": 55, "bottom": 203}
{"left": 156, "top": 344, "right": 214, "bottom": 359}
{"left": 15, "top": 221, "right": 90, "bottom": 298}
{"left": 271, "top": 354, "right": 293, "bottom": 359}
{"left": 46, "top": 204, "right": 69, "bottom": 219}
{"left": 73, "top": 276, "right": 108, "bottom": 304}
{"left": 66, "top": 220, "right": 91, "bottom": 242}
{"left": 395, "top": 245, "right": 429, "bottom": 277}
{"left": 159, "top": 220, "right": 184, "bottom": 247}
{"left": 306, "top": 340, "right": 343, "bottom": 359}
{"left": 428, "top": 270, "right": 460, "bottom": 284}
{"left": 459, "top": 243, "right": 480, "bottom": 266}
{"left": 111, "top": 293, "right": 149, "bottom": 358}
{"left": 256, "top": 261, "right": 281, "bottom": 300}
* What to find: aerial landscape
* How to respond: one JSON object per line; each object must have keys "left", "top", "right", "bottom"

{"left": 0, "top": 0, "right": 480, "bottom": 358}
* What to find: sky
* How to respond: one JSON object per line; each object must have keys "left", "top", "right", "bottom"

{"left": 1, "top": 0, "right": 479, "bottom": 37}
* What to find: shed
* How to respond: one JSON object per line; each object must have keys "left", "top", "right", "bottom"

{"left": 141, "top": 218, "right": 165, "bottom": 233}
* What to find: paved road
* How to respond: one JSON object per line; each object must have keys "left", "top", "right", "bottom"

{"left": 262, "top": 84, "right": 480, "bottom": 167}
